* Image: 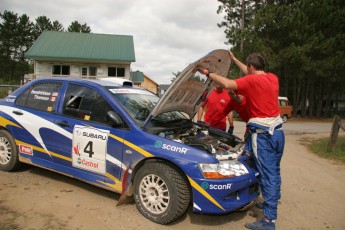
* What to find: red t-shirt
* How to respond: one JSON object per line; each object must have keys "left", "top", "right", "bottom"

{"left": 234, "top": 73, "right": 280, "bottom": 119}
{"left": 202, "top": 89, "right": 231, "bottom": 130}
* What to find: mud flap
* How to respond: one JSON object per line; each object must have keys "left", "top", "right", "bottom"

{"left": 117, "top": 193, "right": 134, "bottom": 206}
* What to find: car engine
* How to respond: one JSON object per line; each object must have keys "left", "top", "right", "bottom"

{"left": 156, "top": 123, "right": 245, "bottom": 160}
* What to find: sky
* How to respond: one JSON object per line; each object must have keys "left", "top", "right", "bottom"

{"left": 1, "top": 0, "right": 230, "bottom": 84}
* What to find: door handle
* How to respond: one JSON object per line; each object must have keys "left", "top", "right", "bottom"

{"left": 12, "top": 110, "right": 23, "bottom": 115}
{"left": 56, "top": 121, "right": 70, "bottom": 127}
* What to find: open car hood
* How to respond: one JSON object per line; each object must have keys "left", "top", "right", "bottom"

{"left": 143, "top": 49, "right": 231, "bottom": 128}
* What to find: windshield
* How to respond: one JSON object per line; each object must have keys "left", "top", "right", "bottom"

{"left": 106, "top": 87, "right": 187, "bottom": 126}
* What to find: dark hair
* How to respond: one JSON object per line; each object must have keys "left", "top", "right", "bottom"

{"left": 246, "top": 53, "right": 266, "bottom": 71}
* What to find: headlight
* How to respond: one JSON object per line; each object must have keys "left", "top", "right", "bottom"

{"left": 199, "top": 160, "right": 249, "bottom": 179}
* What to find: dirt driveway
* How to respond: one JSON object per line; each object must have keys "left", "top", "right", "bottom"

{"left": 1, "top": 121, "right": 345, "bottom": 230}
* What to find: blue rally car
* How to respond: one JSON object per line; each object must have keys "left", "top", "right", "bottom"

{"left": 0, "top": 50, "right": 259, "bottom": 224}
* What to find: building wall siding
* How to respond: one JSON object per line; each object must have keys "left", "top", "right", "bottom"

{"left": 34, "top": 61, "right": 131, "bottom": 79}
{"left": 141, "top": 77, "right": 158, "bottom": 94}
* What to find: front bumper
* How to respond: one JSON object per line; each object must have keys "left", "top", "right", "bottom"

{"left": 190, "top": 171, "right": 259, "bottom": 214}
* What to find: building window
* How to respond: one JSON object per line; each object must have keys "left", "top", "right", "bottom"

{"left": 89, "top": 67, "right": 97, "bottom": 76}
{"left": 108, "top": 67, "right": 125, "bottom": 77}
{"left": 108, "top": 67, "right": 116, "bottom": 76}
{"left": 117, "top": 67, "right": 125, "bottom": 77}
{"left": 52, "top": 65, "right": 70, "bottom": 75}
{"left": 81, "top": 67, "right": 88, "bottom": 76}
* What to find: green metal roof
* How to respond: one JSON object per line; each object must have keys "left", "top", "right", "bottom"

{"left": 130, "top": 71, "right": 144, "bottom": 82}
{"left": 25, "top": 31, "right": 135, "bottom": 62}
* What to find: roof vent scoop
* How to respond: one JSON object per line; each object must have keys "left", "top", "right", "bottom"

{"left": 99, "top": 77, "right": 133, "bottom": 86}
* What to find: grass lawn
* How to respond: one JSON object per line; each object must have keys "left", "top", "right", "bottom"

{"left": 302, "top": 135, "right": 345, "bottom": 163}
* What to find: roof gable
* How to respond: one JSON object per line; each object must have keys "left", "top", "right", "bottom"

{"left": 25, "top": 31, "right": 135, "bottom": 62}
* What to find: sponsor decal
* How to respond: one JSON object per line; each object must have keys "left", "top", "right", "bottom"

{"left": 78, "top": 158, "right": 99, "bottom": 169}
{"left": 5, "top": 99, "right": 15, "bottom": 103}
{"left": 154, "top": 141, "right": 188, "bottom": 154}
{"left": 75, "top": 130, "right": 82, "bottom": 136}
{"left": 200, "top": 182, "right": 232, "bottom": 190}
{"left": 51, "top": 92, "right": 59, "bottom": 97}
{"left": 19, "top": 144, "right": 33, "bottom": 155}
{"left": 109, "top": 88, "right": 153, "bottom": 95}
{"left": 73, "top": 144, "right": 80, "bottom": 156}
{"left": 72, "top": 125, "right": 108, "bottom": 174}
{"left": 201, "top": 182, "right": 209, "bottom": 189}
{"left": 50, "top": 96, "right": 56, "bottom": 102}
{"left": 82, "top": 131, "right": 107, "bottom": 140}
{"left": 154, "top": 141, "right": 163, "bottom": 148}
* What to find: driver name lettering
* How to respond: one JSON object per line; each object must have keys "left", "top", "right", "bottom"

{"left": 31, "top": 90, "right": 51, "bottom": 96}
{"left": 83, "top": 131, "right": 107, "bottom": 140}
{"left": 34, "top": 95, "right": 50, "bottom": 100}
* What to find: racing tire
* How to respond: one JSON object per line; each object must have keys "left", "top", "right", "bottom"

{"left": 282, "top": 115, "right": 288, "bottom": 123}
{"left": 0, "top": 130, "right": 20, "bottom": 172}
{"left": 134, "top": 161, "right": 190, "bottom": 224}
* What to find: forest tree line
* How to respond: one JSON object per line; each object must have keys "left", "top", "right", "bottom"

{"left": 1, "top": 2, "right": 345, "bottom": 118}
{"left": 217, "top": 0, "right": 345, "bottom": 117}
{"left": 0, "top": 10, "right": 91, "bottom": 84}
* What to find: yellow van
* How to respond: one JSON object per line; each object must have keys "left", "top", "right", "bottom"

{"left": 279, "top": 96, "right": 292, "bottom": 122}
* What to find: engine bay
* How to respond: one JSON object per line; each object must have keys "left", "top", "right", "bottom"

{"left": 155, "top": 122, "right": 245, "bottom": 160}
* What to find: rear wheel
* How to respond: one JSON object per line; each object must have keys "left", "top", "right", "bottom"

{"left": 134, "top": 161, "right": 190, "bottom": 224}
{"left": 0, "top": 130, "right": 20, "bottom": 171}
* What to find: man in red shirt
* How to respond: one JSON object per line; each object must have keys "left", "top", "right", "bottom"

{"left": 225, "top": 90, "right": 249, "bottom": 123}
{"left": 223, "top": 90, "right": 249, "bottom": 138}
{"left": 197, "top": 85, "right": 234, "bottom": 133}
{"left": 197, "top": 51, "right": 285, "bottom": 230}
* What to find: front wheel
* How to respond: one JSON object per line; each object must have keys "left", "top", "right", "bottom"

{"left": 134, "top": 161, "right": 190, "bottom": 224}
{"left": 282, "top": 115, "right": 288, "bottom": 123}
{"left": 0, "top": 129, "right": 20, "bottom": 171}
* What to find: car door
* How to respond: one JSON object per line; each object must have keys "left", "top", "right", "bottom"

{"left": 52, "top": 83, "right": 127, "bottom": 189}
{"left": 9, "top": 81, "right": 64, "bottom": 163}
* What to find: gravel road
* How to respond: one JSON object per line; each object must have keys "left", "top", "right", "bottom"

{"left": 1, "top": 120, "right": 344, "bottom": 230}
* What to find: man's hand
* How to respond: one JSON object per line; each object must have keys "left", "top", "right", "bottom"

{"left": 227, "top": 125, "right": 234, "bottom": 135}
{"left": 229, "top": 90, "right": 236, "bottom": 98}
{"left": 196, "top": 120, "right": 206, "bottom": 126}
{"left": 229, "top": 90, "right": 243, "bottom": 103}
{"left": 196, "top": 65, "right": 209, "bottom": 75}
{"left": 228, "top": 50, "right": 236, "bottom": 61}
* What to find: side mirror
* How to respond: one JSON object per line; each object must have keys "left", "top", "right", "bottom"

{"left": 106, "top": 111, "right": 123, "bottom": 127}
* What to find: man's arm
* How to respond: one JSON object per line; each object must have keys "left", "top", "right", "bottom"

{"left": 229, "top": 51, "right": 248, "bottom": 75}
{"left": 197, "top": 106, "right": 204, "bottom": 121}
{"left": 197, "top": 67, "right": 238, "bottom": 90}
{"left": 227, "top": 111, "right": 234, "bottom": 128}
{"left": 229, "top": 90, "right": 243, "bottom": 104}
{"left": 227, "top": 111, "right": 234, "bottom": 134}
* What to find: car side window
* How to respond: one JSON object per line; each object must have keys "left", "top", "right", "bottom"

{"left": 280, "top": 100, "right": 287, "bottom": 106}
{"left": 63, "top": 84, "right": 116, "bottom": 125}
{"left": 16, "top": 83, "right": 62, "bottom": 112}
